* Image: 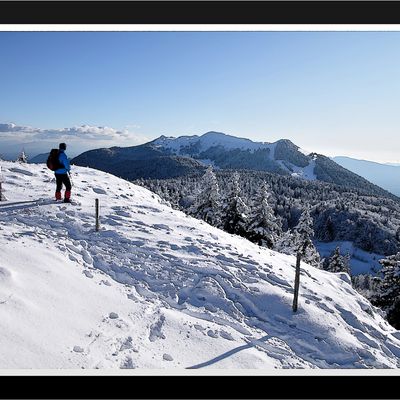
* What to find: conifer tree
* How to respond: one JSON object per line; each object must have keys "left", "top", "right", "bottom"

{"left": 246, "top": 182, "right": 282, "bottom": 248}
{"left": 221, "top": 172, "right": 249, "bottom": 236}
{"left": 275, "top": 207, "right": 321, "bottom": 267}
{"left": 372, "top": 252, "right": 400, "bottom": 329}
{"left": 190, "top": 166, "right": 221, "bottom": 227}
{"left": 323, "top": 246, "right": 350, "bottom": 274}
{"left": 16, "top": 150, "right": 27, "bottom": 163}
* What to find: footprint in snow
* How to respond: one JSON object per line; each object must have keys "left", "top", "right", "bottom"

{"left": 194, "top": 324, "right": 205, "bottom": 331}
{"left": 219, "top": 330, "right": 234, "bottom": 341}
{"left": 316, "top": 302, "right": 335, "bottom": 314}
{"left": 104, "top": 219, "right": 121, "bottom": 226}
{"left": 163, "top": 353, "right": 173, "bottom": 361}
{"left": 207, "top": 330, "right": 219, "bottom": 339}
{"left": 66, "top": 243, "right": 80, "bottom": 254}
{"left": 83, "top": 270, "right": 94, "bottom": 279}
{"left": 115, "top": 210, "right": 130, "bottom": 217}
{"left": 0, "top": 267, "right": 12, "bottom": 282}
{"left": 73, "top": 346, "right": 84, "bottom": 353}
{"left": 69, "top": 254, "right": 79, "bottom": 263}
{"left": 92, "top": 188, "right": 107, "bottom": 195}
{"left": 81, "top": 249, "right": 93, "bottom": 264}
{"left": 8, "top": 167, "right": 34, "bottom": 176}
{"left": 120, "top": 356, "right": 136, "bottom": 369}
{"left": 152, "top": 224, "right": 170, "bottom": 231}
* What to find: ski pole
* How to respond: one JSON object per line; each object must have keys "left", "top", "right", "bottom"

{"left": 68, "top": 171, "right": 74, "bottom": 187}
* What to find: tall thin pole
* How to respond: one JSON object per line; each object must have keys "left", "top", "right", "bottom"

{"left": 293, "top": 240, "right": 310, "bottom": 313}
{"left": 292, "top": 252, "right": 301, "bottom": 312}
{"left": 95, "top": 198, "right": 99, "bottom": 231}
{"left": 0, "top": 166, "right": 3, "bottom": 201}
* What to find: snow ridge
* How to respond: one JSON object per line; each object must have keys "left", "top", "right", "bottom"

{"left": 153, "top": 131, "right": 276, "bottom": 155}
{"left": 0, "top": 161, "right": 399, "bottom": 369}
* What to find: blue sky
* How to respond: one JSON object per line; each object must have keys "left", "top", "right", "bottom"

{"left": 1, "top": 31, "right": 400, "bottom": 161}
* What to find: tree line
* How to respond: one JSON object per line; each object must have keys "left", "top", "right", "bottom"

{"left": 136, "top": 167, "right": 400, "bottom": 328}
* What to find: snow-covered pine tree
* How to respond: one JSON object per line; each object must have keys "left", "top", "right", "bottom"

{"left": 16, "top": 150, "right": 27, "bottom": 163}
{"left": 246, "top": 181, "right": 282, "bottom": 248}
{"left": 323, "top": 246, "right": 350, "bottom": 274}
{"left": 221, "top": 172, "right": 249, "bottom": 237}
{"left": 275, "top": 207, "right": 321, "bottom": 267}
{"left": 189, "top": 166, "right": 221, "bottom": 227}
{"left": 352, "top": 273, "right": 380, "bottom": 301}
{"left": 371, "top": 252, "right": 400, "bottom": 329}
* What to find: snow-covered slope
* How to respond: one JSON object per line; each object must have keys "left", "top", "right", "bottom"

{"left": 1, "top": 161, "right": 400, "bottom": 369}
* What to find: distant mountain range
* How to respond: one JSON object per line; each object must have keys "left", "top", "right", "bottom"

{"left": 333, "top": 156, "right": 400, "bottom": 197}
{"left": 71, "top": 131, "right": 397, "bottom": 200}
{"left": 30, "top": 153, "right": 48, "bottom": 164}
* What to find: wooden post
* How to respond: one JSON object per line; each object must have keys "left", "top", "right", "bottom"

{"left": 95, "top": 198, "right": 99, "bottom": 231}
{"left": 292, "top": 251, "right": 302, "bottom": 312}
{"left": 292, "top": 240, "right": 311, "bottom": 313}
{"left": 0, "top": 166, "right": 3, "bottom": 201}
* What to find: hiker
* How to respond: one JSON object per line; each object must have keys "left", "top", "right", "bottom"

{"left": 54, "top": 143, "right": 72, "bottom": 203}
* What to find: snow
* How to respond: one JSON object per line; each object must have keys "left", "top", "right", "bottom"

{"left": 0, "top": 161, "right": 399, "bottom": 369}
{"left": 315, "top": 241, "right": 384, "bottom": 276}
{"left": 298, "top": 147, "right": 312, "bottom": 156}
{"left": 290, "top": 159, "right": 317, "bottom": 181}
{"left": 153, "top": 132, "right": 275, "bottom": 155}
{"left": 277, "top": 159, "right": 317, "bottom": 181}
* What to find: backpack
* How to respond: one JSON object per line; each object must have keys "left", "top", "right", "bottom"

{"left": 46, "top": 149, "right": 63, "bottom": 171}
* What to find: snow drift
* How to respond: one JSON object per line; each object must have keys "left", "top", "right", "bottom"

{"left": 0, "top": 161, "right": 399, "bottom": 369}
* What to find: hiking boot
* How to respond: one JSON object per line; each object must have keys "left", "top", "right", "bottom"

{"left": 63, "top": 198, "right": 71, "bottom": 203}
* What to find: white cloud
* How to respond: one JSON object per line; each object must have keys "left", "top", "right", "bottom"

{"left": 0, "top": 122, "right": 150, "bottom": 159}
{"left": 0, "top": 123, "right": 40, "bottom": 133}
{"left": 0, "top": 124, "right": 146, "bottom": 143}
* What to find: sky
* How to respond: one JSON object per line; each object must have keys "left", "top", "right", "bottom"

{"left": 1, "top": 30, "right": 400, "bottom": 161}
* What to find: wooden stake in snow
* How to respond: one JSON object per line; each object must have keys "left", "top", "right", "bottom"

{"left": 95, "top": 198, "right": 100, "bottom": 231}
{"left": 292, "top": 252, "right": 301, "bottom": 312}
{"left": 292, "top": 240, "right": 310, "bottom": 313}
{"left": 0, "top": 166, "right": 4, "bottom": 201}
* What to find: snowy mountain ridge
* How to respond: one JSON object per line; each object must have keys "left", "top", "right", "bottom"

{"left": 153, "top": 132, "right": 304, "bottom": 176}
{"left": 72, "top": 132, "right": 397, "bottom": 201}
{"left": 154, "top": 131, "right": 278, "bottom": 155}
{"left": 151, "top": 132, "right": 395, "bottom": 198}
{"left": 1, "top": 161, "right": 400, "bottom": 369}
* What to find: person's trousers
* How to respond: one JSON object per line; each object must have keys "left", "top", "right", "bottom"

{"left": 55, "top": 173, "right": 72, "bottom": 200}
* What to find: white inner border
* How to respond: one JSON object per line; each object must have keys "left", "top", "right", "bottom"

{"left": 1, "top": 24, "right": 400, "bottom": 31}
{"left": 1, "top": 23, "right": 400, "bottom": 376}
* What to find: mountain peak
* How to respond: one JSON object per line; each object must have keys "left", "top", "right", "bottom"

{"left": 202, "top": 131, "right": 227, "bottom": 137}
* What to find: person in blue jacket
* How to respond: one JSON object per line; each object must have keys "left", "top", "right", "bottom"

{"left": 55, "top": 142, "right": 72, "bottom": 203}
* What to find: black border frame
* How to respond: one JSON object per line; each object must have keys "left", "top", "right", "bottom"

{"left": 1, "top": 1, "right": 400, "bottom": 399}
{"left": 0, "top": 1, "right": 400, "bottom": 24}
{"left": 0, "top": 375, "right": 400, "bottom": 398}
